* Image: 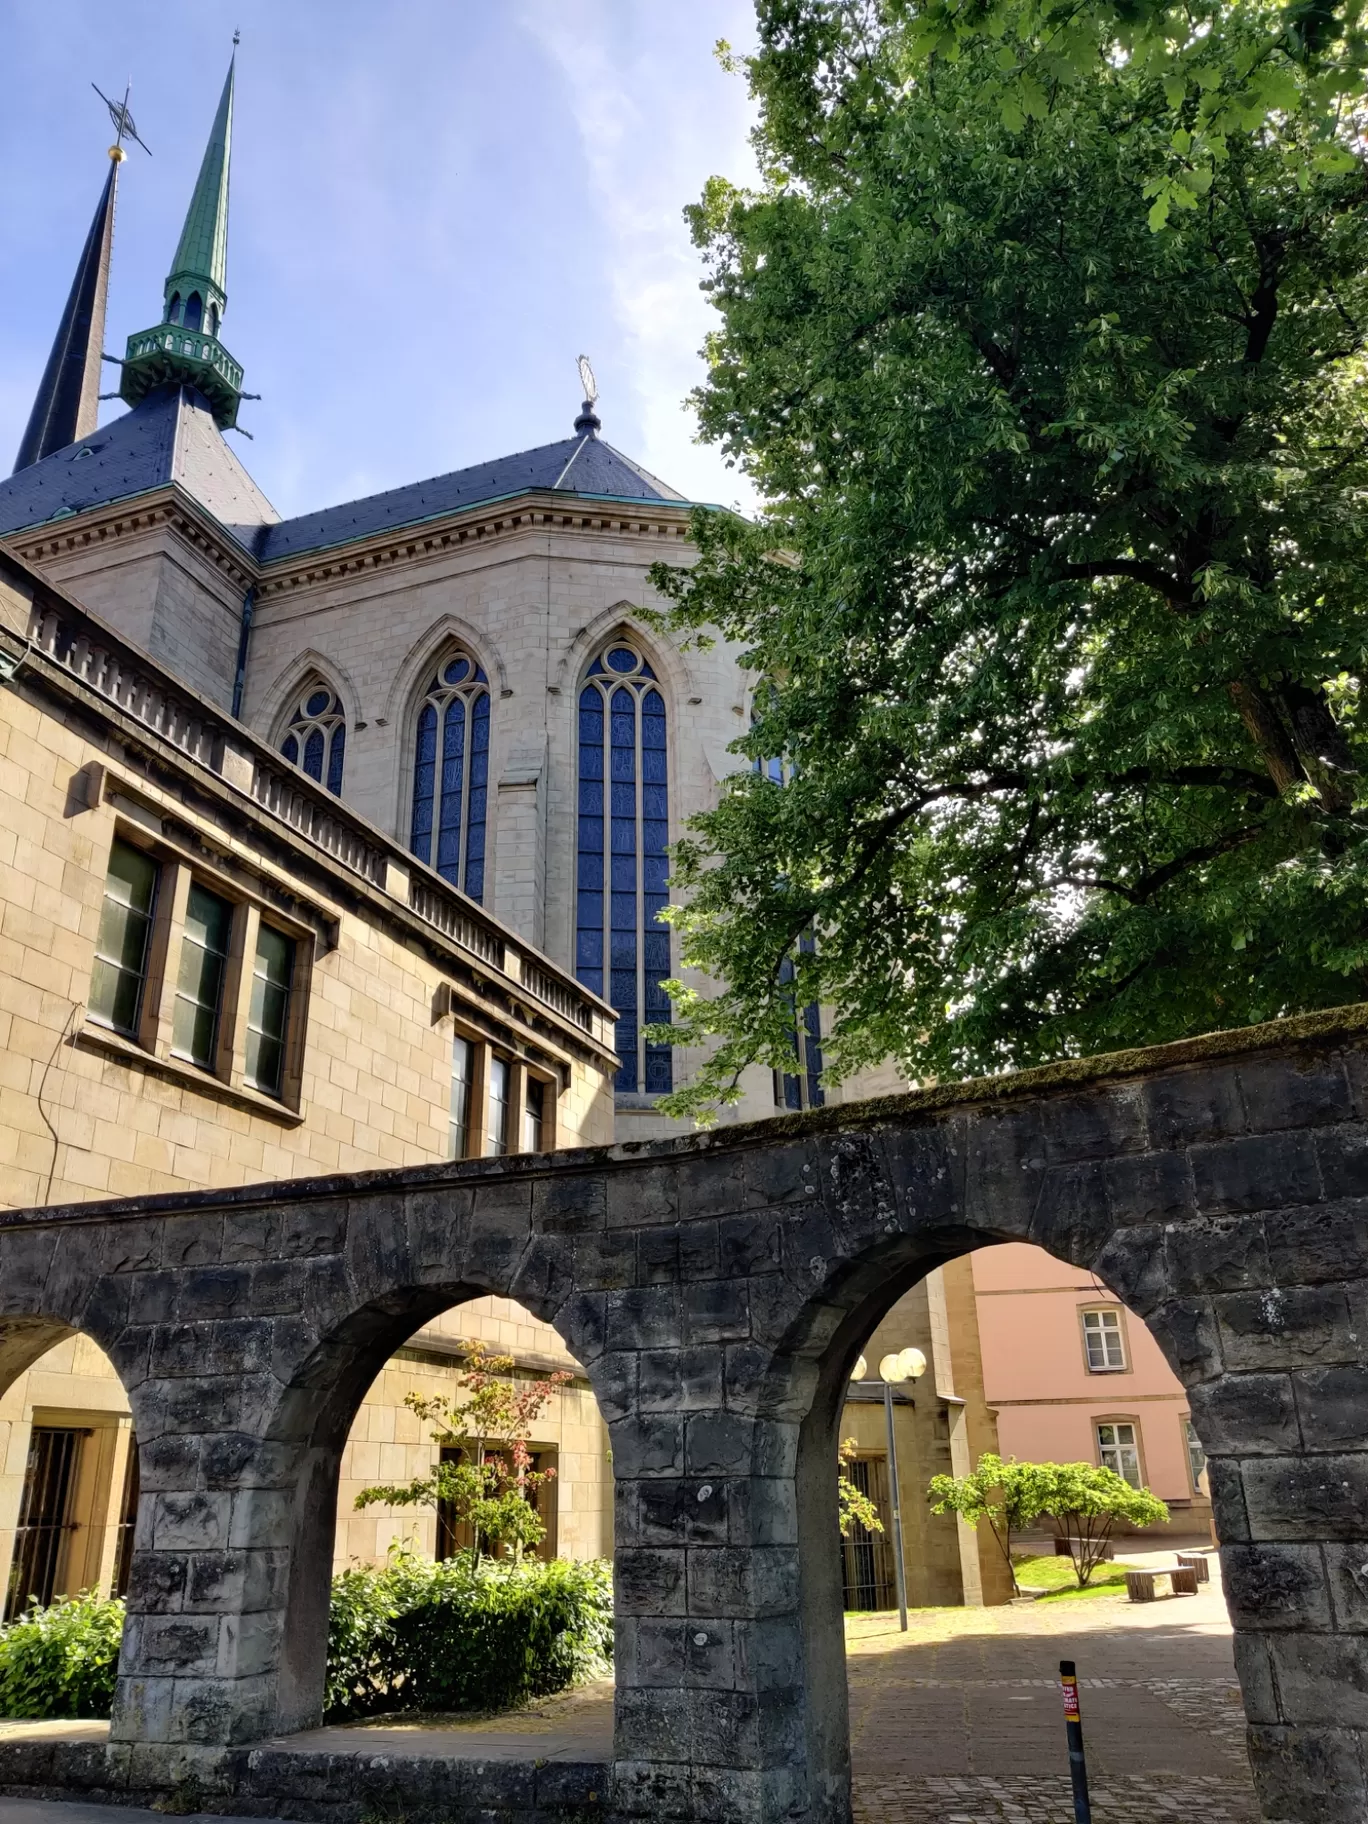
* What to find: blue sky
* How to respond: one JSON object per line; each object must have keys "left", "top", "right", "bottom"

{"left": 1, "top": 1, "right": 759, "bottom": 518}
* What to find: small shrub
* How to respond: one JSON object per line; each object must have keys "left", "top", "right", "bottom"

{"left": 0, "top": 1591, "right": 125, "bottom": 1719}
{"left": 325, "top": 1546, "right": 613, "bottom": 1720}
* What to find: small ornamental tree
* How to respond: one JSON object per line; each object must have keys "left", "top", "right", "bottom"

{"left": 927, "top": 1453, "right": 1055, "bottom": 1594}
{"left": 837, "top": 1438, "right": 885, "bottom": 1540}
{"left": 1041, "top": 1462, "right": 1170, "bottom": 1587}
{"left": 356, "top": 1340, "right": 571, "bottom": 1562}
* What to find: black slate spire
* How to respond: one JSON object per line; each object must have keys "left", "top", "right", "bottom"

{"left": 13, "top": 154, "right": 120, "bottom": 474}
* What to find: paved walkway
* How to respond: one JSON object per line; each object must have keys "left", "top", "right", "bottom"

{"left": 0, "top": 1550, "right": 1256, "bottom": 1823}
{"left": 845, "top": 1549, "right": 1255, "bottom": 1821}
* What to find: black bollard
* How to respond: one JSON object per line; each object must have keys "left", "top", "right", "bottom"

{"left": 1059, "top": 1659, "right": 1093, "bottom": 1824}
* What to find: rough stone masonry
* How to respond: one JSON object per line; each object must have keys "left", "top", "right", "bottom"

{"left": 2, "top": 1006, "right": 1368, "bottom": 1824}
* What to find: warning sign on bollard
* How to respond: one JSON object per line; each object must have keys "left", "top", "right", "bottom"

{"left": 1059, "top": 1660, "right": 1093, "bottom": 1824}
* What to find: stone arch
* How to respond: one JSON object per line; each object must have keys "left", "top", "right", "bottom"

{"left": 223, "top": 1185, "right": 597, "bottom": 1738}
{"left": 383, "top": 615, "right": 508, "bottom": 730}
{"left": 554, "top": 600, "right": 698, "bottom": 704}
{"left": 251, "top": 648, "right": 361, "bottom": 748}
{"left": 0, "top": 1236, "right": 158, "bottom": 1639}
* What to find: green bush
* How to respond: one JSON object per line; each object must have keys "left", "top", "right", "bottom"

{"left": 0, "top": 1552, "right": 614, "bottom": 1725}
{"left": 0, "top": 1591, "right": 125, "bottom": 1719}
{"left": 325, "top": 1547, "right": 613, "bottom": 1720}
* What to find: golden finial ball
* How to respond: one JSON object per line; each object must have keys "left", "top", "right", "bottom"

{"left": 108, "top": 145, "right": 126, "bottom": 163}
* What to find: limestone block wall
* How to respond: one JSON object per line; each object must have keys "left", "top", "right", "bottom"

{"left": 0, "top": 665, "right": 611, "bottom": 1212}
{"left": 241, "top": 513, "right": 905, "bottom": 1138}
{"left": 30, "top": 516, "right": 249, "bottom": 712}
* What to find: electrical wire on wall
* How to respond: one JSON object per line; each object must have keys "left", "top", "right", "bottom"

{"left": 39, "top": 999, "right": 85, "bottom": 1204}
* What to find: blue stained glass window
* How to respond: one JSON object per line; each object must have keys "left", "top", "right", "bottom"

{"left": 575, "top": 641, "right": 671, "bottom": 1094}
{"left": 409, "top": 649, "right": 489, "bottom": 901}
{"left": 282, "top": 679, "right": 346, "bottom": 797}
{"left": 774, "top": 939, "right": 825, "bottom": 1111}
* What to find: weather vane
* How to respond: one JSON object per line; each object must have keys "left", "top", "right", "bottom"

{"left": 91, "top": 80, "right": 151, "bottom": 158}
{"left": 577, "top": 355, "right": 598, "bottom": 407}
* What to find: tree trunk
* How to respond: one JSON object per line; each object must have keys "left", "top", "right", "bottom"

{"left": 1278, "top": 679, "right": 1357, "bottom": 814}
{"left": 1228, "top": 678, "right": 1304, "bottom": 795}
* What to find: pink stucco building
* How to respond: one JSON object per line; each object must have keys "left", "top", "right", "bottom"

{"left": 970, "top": 1243, "right": 1213, "bottom": 1527}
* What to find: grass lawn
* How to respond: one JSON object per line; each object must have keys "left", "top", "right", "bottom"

{"left": 1011, "top": 1553, "right": 1127, "bottom": 1602}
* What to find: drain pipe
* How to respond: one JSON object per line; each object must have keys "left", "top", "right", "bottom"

{"left": 231, "top": 583, "right": 255, "bottom": 719}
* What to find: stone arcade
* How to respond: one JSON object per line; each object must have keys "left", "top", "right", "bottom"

{"left": 0, "top": 1010, "right": 1365, "bottom": 1824}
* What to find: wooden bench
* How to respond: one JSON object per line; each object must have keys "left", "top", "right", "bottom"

{"left": 1125, "top": 1563, "right": 1200, "bottom": 1601}
{"left": 1177, "top": 1551, "right": 1210, "bottom": 1583}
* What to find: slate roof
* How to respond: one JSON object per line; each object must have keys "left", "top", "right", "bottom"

{"left": 0, "top": 386, "right": 279, "bottom": 550}
{"left": 255, "top": 430, "right": 687, "bottom": 563}
{"left": 0, "top": 393, "right": 689, "bottom": 563}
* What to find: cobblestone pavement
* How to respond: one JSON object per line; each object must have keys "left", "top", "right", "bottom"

{"left": 845, "top": 1550, "right": 1256, "bottom": 1821}
{"left": 851, "top": 1771, "right": 1257, "bottom": 1822}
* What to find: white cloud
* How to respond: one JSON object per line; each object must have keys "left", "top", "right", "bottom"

{"left": 518, "top": 0, "right": 759, "bottom": 511}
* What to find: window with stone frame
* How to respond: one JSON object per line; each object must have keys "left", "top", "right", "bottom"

{"left": 575, "top": 640, "right": 671, "bottom": 1095}
{"left": 410, "top": 649, "right": 490, "bottom": 902}
{"left": 84, "top": 831, "right": 312, "bottom": 1109}
{"left": 281, "top": 679, "right": 347, "bottom": 796}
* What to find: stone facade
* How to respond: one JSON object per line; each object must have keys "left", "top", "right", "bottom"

{"left": 0, "top": 541, "right": 619, "bottom": 1603}
{"left": 0, "top": 1009, "right": 1364, "bottom": 1823}
{"left": 5, "top": 475, "right": 895, "bottom": 1142}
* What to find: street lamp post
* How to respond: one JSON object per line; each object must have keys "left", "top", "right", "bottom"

{"left": 877, "top": 1347, "right": 927, "bottom": 1632}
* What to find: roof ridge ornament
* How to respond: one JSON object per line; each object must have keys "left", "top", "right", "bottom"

{"left": 574, "top": 355, "right": 601, "bottom": 435}
{"left": 92, "top": 80, "right": 152, "bottom": 161}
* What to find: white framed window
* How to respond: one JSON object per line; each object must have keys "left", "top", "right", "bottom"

{"left": 1096, "top": 1420, "right": 1142, "bottom": 1488}
{"left": 1081, "top": 1307, "right": 1127, "bottom": 1373}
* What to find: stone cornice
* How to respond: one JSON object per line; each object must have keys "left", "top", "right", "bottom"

{"left": 254, "top": 489, "right": 697, "bottom": 597}
{"left": 4, "top": 482, "right": 698, "bottom": 601}
{"left": 7, "top": 484, "right": 259, "bottom": 592}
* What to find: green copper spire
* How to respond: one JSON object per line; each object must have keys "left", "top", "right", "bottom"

{"left": 165, "top": 55, "right": 233, "bottom": 322}
{"left": 120, "top": 48, "right": 244, "bottom": 431}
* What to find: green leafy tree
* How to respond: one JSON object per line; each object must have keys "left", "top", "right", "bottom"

{"left": 1037, "top": 1461, "right": 1170, "bottom": 1586}
{"left": 355, "top": 1340, "right": 570, "bottom": 1562}
{"left": 650, "top": 0, "right": 1368, "bottom": 1117}
{"left": 837, "top": 1437, "right": 886, "bottom": 1538}
{"left": 927, "top": 1452, "right": 1055, "bottom": 1593}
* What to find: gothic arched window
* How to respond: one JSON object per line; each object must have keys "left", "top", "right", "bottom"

{"left": 576, "top": 640, "right": 671, "bottom": 1094}
{"left": 410, "top": 649, "right": 490, "bottom": 902}
{"left": 281, "top": 680, "right": 346, "bottom": 796}
{"left": 167, "top": 292, "right": 183, "bottom": 326}
{"left": 184, "top": 293, "right": 204, "bottom": 332}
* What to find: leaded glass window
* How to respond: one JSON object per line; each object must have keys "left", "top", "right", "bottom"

{"left": 576, "top": 641, "right": 671, "bottom": 1094}
{"left": 281, "top": 681, "right": 346, "bottom": 796}
{"left": 410, "top": 650, "right": 490, "bottom": 901}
